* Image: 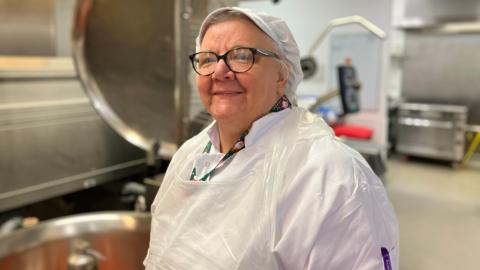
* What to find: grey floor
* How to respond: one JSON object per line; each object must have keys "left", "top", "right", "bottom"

{"left": 383, "top": 156, "right": 480, "bottom": 270}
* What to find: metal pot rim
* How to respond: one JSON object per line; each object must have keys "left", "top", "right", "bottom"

{"left": 0, "top": 211, "right": 151, "bottom": 259}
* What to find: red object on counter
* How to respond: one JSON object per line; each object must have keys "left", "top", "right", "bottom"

{"left": 333, "top": 124, "right": 373, "bottom": 140}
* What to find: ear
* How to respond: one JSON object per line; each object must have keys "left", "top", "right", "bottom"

{"left": 276, "top": 63, "right": 289, "bottom": 96}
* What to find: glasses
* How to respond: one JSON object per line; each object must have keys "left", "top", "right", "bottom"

{"left": 189, "top": 47, "right": 280, "bottom": 76}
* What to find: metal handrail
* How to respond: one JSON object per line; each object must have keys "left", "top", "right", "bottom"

{"left": 307, "top": 15, "right": 387, "bottom": 56}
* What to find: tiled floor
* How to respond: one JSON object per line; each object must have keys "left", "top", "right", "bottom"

{"left": 383, "top": 157, "right": 480, "bottom": 270}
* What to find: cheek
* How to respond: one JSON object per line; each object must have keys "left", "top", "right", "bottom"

{"left": 249, "top": 71, "right": 280, "bottom": 99}
{"left": 196, "top": 77, "right": 211, "bottom": 100}
{"left": 251, "top": 64, "right": 281, "bottom": 93}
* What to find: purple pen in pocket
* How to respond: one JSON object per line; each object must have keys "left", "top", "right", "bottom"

{"left": 381, "top": 247, "right": 392, "bottom": 270}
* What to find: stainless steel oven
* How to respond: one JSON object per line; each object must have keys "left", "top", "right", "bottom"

{"left": 396, "top": 102, "right": 467, "bottom": 163}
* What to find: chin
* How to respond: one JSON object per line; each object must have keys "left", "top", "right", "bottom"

{"left": 211, "top": 112, "right": 238, "bottom": 123}
{"left": 210, "top": 107, "right": 245, "bottom": 123}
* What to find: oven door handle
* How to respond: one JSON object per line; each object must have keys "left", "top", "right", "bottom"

{"left": 398, "top": 117, "right": 454, "bottom": 129}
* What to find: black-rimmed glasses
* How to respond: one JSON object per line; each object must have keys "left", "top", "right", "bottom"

{"left": 189, "top": 47, "right": 280, "bottom": 76}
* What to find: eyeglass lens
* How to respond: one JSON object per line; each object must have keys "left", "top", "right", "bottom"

{"left": 192, "top": 48, "right": 254, "bottom": 75}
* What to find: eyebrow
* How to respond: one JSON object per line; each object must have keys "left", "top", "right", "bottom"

{"left": 197, "top": 45, "right": 277, "bottom": 54}
{"left": 197, "top": 45, "right": 250, "bottom": 54}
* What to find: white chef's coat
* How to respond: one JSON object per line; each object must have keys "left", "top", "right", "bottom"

{"left": 144, "top": 107, "right": 399, "bottom": 270}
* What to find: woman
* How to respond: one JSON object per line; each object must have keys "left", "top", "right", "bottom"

{"left": 144, "top": 7, "right": 398, "bottom": 270}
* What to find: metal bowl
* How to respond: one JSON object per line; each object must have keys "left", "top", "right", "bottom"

{"left": 0, "top": 211, "right": 150, "bottom": 270}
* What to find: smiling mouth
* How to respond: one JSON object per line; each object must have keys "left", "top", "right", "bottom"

{"left": 213, "top": 91, "right": 243, "bottom": 96}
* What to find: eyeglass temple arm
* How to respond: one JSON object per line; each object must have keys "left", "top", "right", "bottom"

{"left": 256, "top": 48, "right": 280, "bottom": 59}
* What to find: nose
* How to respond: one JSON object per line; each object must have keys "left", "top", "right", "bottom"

{"left": 212, "top": 59, "right": 234, "bottom": 80}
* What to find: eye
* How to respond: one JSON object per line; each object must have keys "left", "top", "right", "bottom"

{"left": 196, "top": 53, "right": 217, "bottom": 67}
{"left": 229, "top": 49, "right": 253, "bottom": 62}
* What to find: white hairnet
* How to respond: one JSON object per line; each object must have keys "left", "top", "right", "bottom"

{"left": 196, "top": 7, "right": 303, "bottom": 105}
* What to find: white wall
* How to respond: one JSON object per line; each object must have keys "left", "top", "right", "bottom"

{"left": 239, "top": 0, "right": 394, "bottom": 148}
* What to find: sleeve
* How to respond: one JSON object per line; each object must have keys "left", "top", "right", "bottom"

{"left": 273, "top": 139, "right": 398, "bottom": 270}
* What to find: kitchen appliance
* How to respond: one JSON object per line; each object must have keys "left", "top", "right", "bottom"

{"left": 396, "top": 102, "right": 467, "bottom": 164}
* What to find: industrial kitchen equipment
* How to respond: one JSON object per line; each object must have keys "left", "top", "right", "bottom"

{"left": 396, "top": 102, "right": 468, "bottom": 164}
{"left": 0, "top": 0, "right": 235, "bottom": 213}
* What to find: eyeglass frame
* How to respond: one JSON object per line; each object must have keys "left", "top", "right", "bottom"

{"left": 188, "top": 47, "right": 281, "bottom": 76}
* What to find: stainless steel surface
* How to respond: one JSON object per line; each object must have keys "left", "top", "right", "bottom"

{"left": 0, "top": 58, "right": 145, "bottom": 212}
{"left": 55, "top": 0, "right": 78, "bottom": 56}
{"left": 395, "top": 0, "right": 480, "bottom": 28}
{"left": 0, "top": 0, "right": 56, "bottom": 56}
{"left": 467, "top": 124, "right": 480, "bottom": 133}
{"left": 0, "top": 0, "right": 80, "bottom": 57}
{"left": 67, "top": 239, "right": 102, "bottom": 270}
{"left": 0, "top": 211, "right": 150, "bottom": 270}
{"left": 396, "top": 103, "right": 468, "bottom": 162}
{"left": 0, "top": 56, "right": 76, "bottom": 79}
{"left": 73, "top": 0, "right": 179, "bottom": 153}
{"left": 431, "top": 22, "right": 480, "bottom": 35}
{"left": 401, "top": 32, "right": 480, "bottom": 125}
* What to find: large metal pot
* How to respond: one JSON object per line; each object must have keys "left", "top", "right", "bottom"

{"left": 0, "top": 211, "right": 150, "bottom": 270}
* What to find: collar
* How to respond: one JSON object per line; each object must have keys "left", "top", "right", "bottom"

{"left": 206, "top": 108, "right": 291, "bottom": 153}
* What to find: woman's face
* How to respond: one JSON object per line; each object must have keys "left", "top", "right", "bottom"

{"left": 196, "top": 18, "right": 288, "bottom": 128}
